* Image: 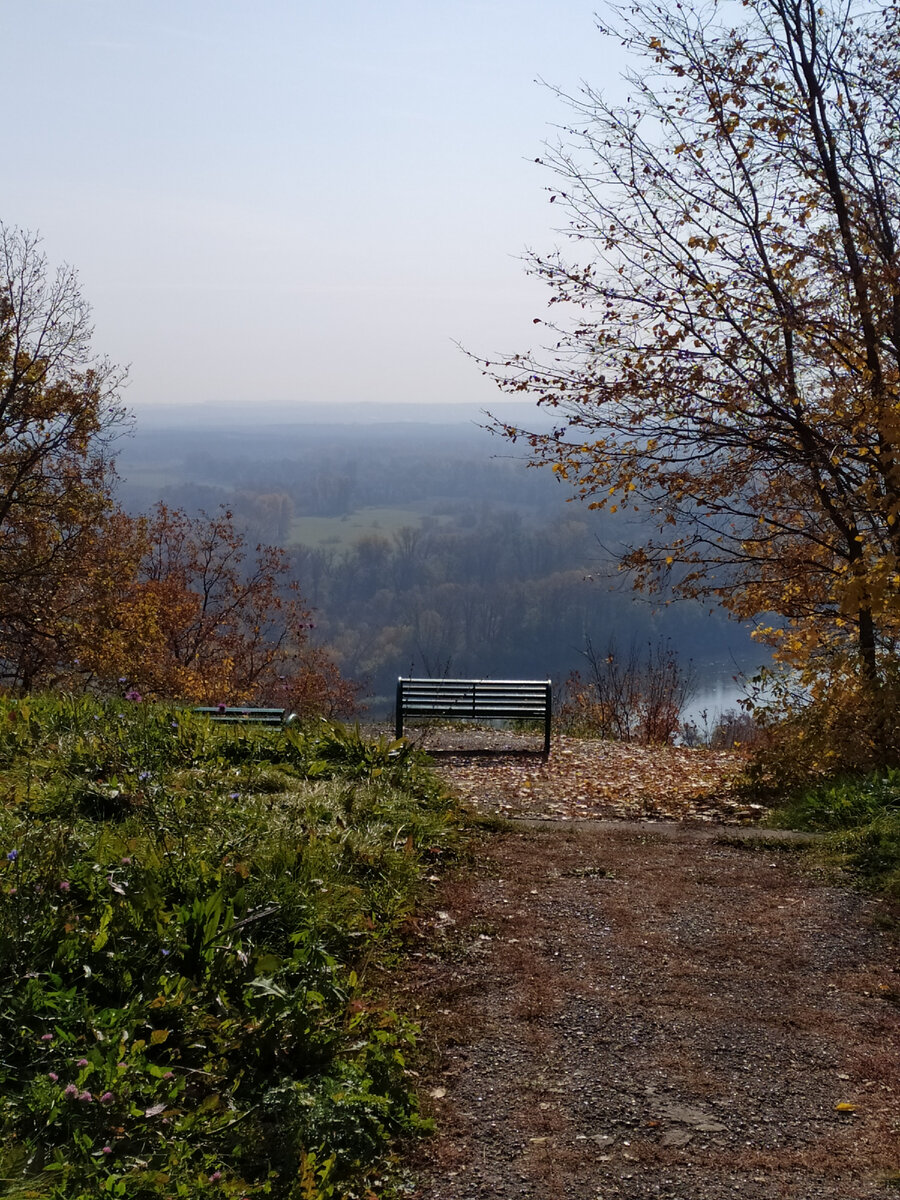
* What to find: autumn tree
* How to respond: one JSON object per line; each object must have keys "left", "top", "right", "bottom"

{"left": 0, "top": 225, "right": 128, "bottom": 687}
{"left": 491, "top": 0, "right": 900, "bottom": 691}
{"left": 95, "top": 504, "right": 358, "bottom": 714}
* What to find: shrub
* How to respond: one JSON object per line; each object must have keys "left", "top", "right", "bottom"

{"left": 557, "top": 638, "right": 695, "bottom": 744}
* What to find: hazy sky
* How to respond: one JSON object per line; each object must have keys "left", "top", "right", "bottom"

{"left": 6, "top": 2, "right": 630, "bottom": 414}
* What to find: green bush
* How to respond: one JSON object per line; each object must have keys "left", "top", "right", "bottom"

{"left": 836, "top": 813, "right": 900, "bottom": 898}
{"left": 0, "top": 697, "right": 456, "bottom": 1198}
{"left": 768, "top": 768, "right": 900, "bottom": 832}
{"left": 765, "top": 765, "right": 900, "bottom": 898}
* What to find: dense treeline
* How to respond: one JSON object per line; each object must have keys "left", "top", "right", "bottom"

{"left": 118, "top": 421, "right": 562, "bottom": 532}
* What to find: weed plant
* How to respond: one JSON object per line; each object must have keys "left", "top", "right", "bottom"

{"left": 0, "top": 697, "right": 457, "bottom": 1198}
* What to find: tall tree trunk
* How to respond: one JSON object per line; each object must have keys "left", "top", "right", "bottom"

{"left": 858, "top": 606, "right": 879, "bottom": 685}
{"left": 858, "top": 605, "right": 888, "bottom": 759}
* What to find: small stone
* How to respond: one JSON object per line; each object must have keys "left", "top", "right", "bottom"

{"left": 588, "top": 1133, "right": 616, "bottom": 1147}
{"left": 660, "top": 1128, "right": 694, "bottom": 1148}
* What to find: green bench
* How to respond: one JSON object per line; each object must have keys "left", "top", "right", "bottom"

{"left": 192, "top": 706, "right": 296, "bottom": 727}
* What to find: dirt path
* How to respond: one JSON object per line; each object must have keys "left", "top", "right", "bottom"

{"left": 403, "top": 813, "right": 900, "bottom": 1198}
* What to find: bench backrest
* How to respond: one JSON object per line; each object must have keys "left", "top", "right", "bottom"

{"left": 192, "top": 707, "right": 292, "bottom": 726}
{"left": 396, "top": 677, "right": 551, "bottom": 755}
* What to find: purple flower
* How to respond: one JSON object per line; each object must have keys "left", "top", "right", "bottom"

{"left": 102, "top": 1145, "right": 112, "bottom": 1154}
{"left": 118, "top": 678, "right": 127, "bottom": 684}
{"left": 125, "top": 690, "right": 142, "bottom": 703}
{"left": 209, "top": 1172, "right": 222, "bottom": 1184}
{"left": 59, "top": 880, "right": 70, "bottom": 892}
{"left": 48, "top": 1071, "right": 58, "bottom": 1082}
{"left": 6, "top": 849, "right": 17, "bottom": 861}
{"left": 162, "top": 1070, "right": 174, "bottom": 1080}
{"left": 64, "top": 1084, "right": 78, "bottom": 1098}
{"left": 41, "top": 1033, "right": 54, "bottom": 1042}
{"left": 78, "top": 1090, "right": 92, "bottom": 1102}
{"left": 121, "top": 856, "right": 132, "bottom": 865}
{"left": 100, "top": 1091, "right": 114, "bottom": 1104}
{"left": 229, "top": 792, "right": 240, "bottom": 800}
{"left": 76, "top": 1057, "right": 89, "bottom": 1068}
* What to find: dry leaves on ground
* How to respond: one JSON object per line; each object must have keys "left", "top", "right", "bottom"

{"left": 427, "top": 735, "right": 761, "bottom": 823}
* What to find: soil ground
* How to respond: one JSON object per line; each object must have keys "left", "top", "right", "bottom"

{"left": 400, "top": 736, "right": 900, "bottom": 1200}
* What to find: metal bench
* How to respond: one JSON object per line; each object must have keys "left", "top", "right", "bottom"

{"left": 192, "top": 706, "right": 296, "bottom": 727}
{"left": 395, "top": 677, "right": 552, "bottom": 757}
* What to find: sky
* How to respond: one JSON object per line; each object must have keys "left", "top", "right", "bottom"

{"left": 4, "top": 1, "right": 631, "bottom": 416}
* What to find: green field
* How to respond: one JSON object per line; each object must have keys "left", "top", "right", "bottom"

{"left": 288, "top": 505, "right": 453, "bottom": 549}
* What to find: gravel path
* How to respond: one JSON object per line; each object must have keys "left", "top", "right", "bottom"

{"left": 403, "top": 817, "right": 900, "bottom": 1199}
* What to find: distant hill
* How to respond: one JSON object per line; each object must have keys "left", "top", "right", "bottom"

{"left": 128, "top": 399, "right": 557, "bottom": 431}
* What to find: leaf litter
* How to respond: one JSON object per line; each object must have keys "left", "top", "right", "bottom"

{"left": 428, "top": 735, "right": 759, "bottom": 823}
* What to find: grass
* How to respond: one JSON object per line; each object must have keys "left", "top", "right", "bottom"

{"left": 767, "top": 768, "right": 900, "bottom": 898}
{"left": 0, "top": 697, "right": 460, "bottom": 1199}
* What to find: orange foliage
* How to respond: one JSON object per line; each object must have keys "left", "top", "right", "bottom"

{"left": 81, "top": 505, "right": 357, "bottom": 715}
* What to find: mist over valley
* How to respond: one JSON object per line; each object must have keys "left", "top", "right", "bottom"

{"left": 116, "top": 403, "right": 767, "bottom": 715}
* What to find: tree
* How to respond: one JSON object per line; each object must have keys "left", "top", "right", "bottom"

{"left": 0, "top": 225, "right": 128, "bottom": 687}
{"left": 490, "top": 0, "right": 900, "bottom": 688}
{"left": 0, "top": 226, "right": 126, "bottom": 539}
{"left": 102, "top": 504, "right": 358, "bottom": 714}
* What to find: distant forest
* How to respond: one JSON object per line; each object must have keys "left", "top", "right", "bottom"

{"left": 116, "top": 412, "right": 766, "bottom": 711}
